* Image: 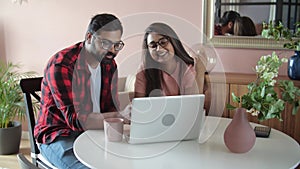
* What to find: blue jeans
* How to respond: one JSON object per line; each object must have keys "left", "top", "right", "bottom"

{"left": 40, "top": 133, "right": 89, "bottom": 169}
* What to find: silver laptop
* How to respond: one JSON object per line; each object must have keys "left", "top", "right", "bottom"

{"left": 126, "top": 94, "right": 205, "bottom": 144}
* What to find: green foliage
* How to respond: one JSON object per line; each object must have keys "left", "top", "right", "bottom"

{"left": 226, "top": 52, "right": 300, "bottom": 121}
{"left": 0, "top": 62, "right": 36, "bottom": 128}
{"left": 262, "top": 21, "right": 300, "bottom": 50}
{"left": 279, "top": 80, "right": 300, "bottom": 115}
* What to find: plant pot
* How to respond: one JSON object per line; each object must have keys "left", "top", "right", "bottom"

{"left": 0, "top": 121, "right": 22, "bottom": 155}
{"left": 288, "top": 51, "right": 300, "bottom": 80}
{"left": 223, "top": 108, "right": 256, "bottom": 153}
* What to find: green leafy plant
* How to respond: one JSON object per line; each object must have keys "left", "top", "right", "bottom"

{"left": 261, "top": 21, "right": 300, "bottom": 50}
{"left": 0, "top": 61, "right": 36, "bottom": 128}
{"left": 227, "top": 52, "right": 300, "bottom": 121}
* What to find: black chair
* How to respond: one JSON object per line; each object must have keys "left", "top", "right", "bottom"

{"left": 17, "top": 153, "right": 40, "bottom": 169}
{"left": 20, "top": 77, "right": 57, "bottom": 169}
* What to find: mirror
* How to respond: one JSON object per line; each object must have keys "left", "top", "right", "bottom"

{"left": 202, "top": 0, "right": 298, "bottom": 49}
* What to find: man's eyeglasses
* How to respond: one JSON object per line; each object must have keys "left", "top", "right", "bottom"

{"left": 147, "top": 37, "right": 170, "bottom": 49}
{"left": 93, "top": 35, "right": 125, "bottom": 51}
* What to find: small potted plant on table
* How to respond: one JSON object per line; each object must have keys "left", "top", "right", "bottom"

{"left": 224, "top": 52, "right": 300, "bottom": 153}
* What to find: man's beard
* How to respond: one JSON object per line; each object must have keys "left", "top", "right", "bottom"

{"left": 229, "top": 27, "right": 234, "bottom": 35}
{"left": 94, "top": 51, "right": 116, "bottom": 63}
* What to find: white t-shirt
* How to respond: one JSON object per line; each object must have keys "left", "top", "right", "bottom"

{"left": 88, "top": 64, "right": 101, "bottom": 113}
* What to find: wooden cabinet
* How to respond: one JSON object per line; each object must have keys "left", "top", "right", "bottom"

{"left": 204, "top": 73, "right": 300, "bottom": 143}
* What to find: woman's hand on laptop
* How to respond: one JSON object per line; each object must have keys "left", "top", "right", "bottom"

{"left": 119, "top": 104, "right": 131, "bottom": 124}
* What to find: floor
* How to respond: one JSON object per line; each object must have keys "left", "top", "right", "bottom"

{"left": 0, "top": 139, "right": 30, "bottom": 169}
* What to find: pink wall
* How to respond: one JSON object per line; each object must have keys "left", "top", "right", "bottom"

{"left": 0, "top": 0, "right": 293, "bottom": 76}
{"left": 214, "top": 48, "right": 293, "bottom": 75}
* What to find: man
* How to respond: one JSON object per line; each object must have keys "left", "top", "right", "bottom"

{"left": 35, "top": 13, "right": 127, "bottom": 168}
{"left": 214, "top": 10, "right": 240, "bottom": 35}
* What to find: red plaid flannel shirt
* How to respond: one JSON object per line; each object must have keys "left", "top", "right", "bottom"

{"left": 214, "top": 24, "right": 223, "bottom": 35}
{"left": 35, "top": 42, "right": 119, "bottom": 144}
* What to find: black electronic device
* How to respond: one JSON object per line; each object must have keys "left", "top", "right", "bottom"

{"left": 254, "top": 126, "right": 271, "bottom": 138}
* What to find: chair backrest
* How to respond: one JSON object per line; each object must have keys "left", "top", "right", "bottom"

{"left": 20, "top": 77, "right": 57, "bottom": 169}
{"left": 17, "top": 153, "right": 40, "bottom": 169}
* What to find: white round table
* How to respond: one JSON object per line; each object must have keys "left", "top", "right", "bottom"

{"left": 74, "top": 117, "right": 300, "bottom": 169}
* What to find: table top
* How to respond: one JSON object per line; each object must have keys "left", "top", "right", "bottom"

{"left": 74, "top": 116, "right": 300, "bottom": 169}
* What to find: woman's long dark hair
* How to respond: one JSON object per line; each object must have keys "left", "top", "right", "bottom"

{"left": 142, "top": 22, "right": 194, "bottom": 96}
{"left": 234, "top": 16, "right": 257, "bottom": 36}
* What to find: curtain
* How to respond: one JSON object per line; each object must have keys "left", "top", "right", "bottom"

{"left": 269, "top": 0, "right": 276, "bottom": 22}
{"left": 221, "top": 0, "right": 240, "bottom": 12}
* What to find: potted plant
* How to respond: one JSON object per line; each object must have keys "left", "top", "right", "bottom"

{"left": 0, "top": 61, "right": 35, "bottom": 154}
{"left": 224, "top": 52, "right": 300, "bottom": 153}
{"left": 227, "top": 52, "right": 300, "bottom": 120}
{"left": 261, "top": 21, "right": 300, "bottom": 80}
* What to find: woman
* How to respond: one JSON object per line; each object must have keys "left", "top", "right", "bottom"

{"left": 134, "top": 22, "right": 205, "bottom": 98}
{"left": 234, "top": 16, "right": 257, "bottom": 36}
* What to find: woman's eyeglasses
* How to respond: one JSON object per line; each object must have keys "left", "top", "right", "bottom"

{"left": 93, "top": 35, "right": 125, "bottom": 51}
{"left": 147, "top": 37, "right": 170, "bottom": 49}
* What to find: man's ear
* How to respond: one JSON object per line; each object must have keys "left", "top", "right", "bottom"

{"left": 228, "top": 21, "right": 234, "bottom": 29}
{"left": 85, "top": 32, "right": 93, "bottom": 44}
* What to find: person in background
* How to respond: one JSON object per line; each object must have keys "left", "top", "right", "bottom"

{"left": 215, "top": 10, "right": 241, "bottom": 35}
{"left": 234, "top": 16, "right": 257, "bottom": 36}
{"left": 134, "top": 22, "right": 206, "bottom": 98}
{"left": 35, "top": 13, "right": 129, "bottom": 168}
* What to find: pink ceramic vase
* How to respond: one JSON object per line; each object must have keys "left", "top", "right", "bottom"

{"left": 224, "top": 108, "right": 256, "bottom": 153}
